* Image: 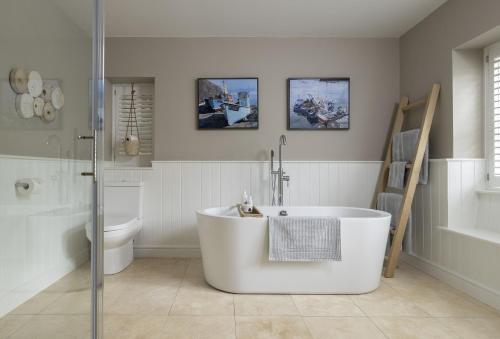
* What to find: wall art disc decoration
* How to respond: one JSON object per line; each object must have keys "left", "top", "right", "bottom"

{"left": 42, "top": 102, "right": 56, "bottom": 122}
{"left": 15, "top": 93, "right": 34, "bottom": 118}
{"left": 287, "top": 78, "right": 350, "bottom": 130}
{"left": 27, "top": 71, "right": 43, "bottom": 97}
{"left": 9, "top": 68, "right": 28, "bottom": 94}
{"left": 33, "top": 97, "right": 45, "bottom": 117}
{"left": 198, "top": 78, "right": 258, "bottom": 129}
{"left": 51, "top": 86, "right": 64, "bottom": 110}
{"left": 41, "top": 83, "right": 53, "bottom": 101}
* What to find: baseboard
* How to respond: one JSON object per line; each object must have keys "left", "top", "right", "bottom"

{"left": 134, "top": 246, "right": 201, "bottom": 258}
{"left": 401, "top": 252, "right": 500, "bottom": 311}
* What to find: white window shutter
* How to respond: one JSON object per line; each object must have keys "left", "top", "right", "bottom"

{"left": 486, "top": 42, "right": 500, "bottom": 187}
{"left": 493, "top": 56, "right": 500, "bottom": 175}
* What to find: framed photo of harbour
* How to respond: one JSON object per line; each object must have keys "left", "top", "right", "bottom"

{"left": 197, "top": 78, "right": 259, "bottom": 129}
{"left": 287, "top": 78, "right": 350, "bottom": 130}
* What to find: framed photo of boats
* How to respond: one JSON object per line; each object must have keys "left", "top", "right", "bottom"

{"left": 197, "top": 78, "right": 259, "bottom": 129}
{"left": 287, "top": 78, "right": 350, "bottom": 130}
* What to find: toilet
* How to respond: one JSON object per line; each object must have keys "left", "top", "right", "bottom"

{"left": 86, "top": 181, "right": 143, "bottom": 274}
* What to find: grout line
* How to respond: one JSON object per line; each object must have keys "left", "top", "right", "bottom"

{"left": 366, "top": 316, "right": 390, "bottom": 339}
{"left": 166, "top": 258, "right": 190, "bottom": 317}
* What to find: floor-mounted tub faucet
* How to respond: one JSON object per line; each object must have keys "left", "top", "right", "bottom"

{"left": 271, "top": 135, "right": 290, "bottom": 206}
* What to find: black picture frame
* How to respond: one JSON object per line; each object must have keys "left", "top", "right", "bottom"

{"left": 287, "top": 77, "right": 350, "bottom": 130}
{"left": 197, "top": 78, "right": 259, "bottom": 129}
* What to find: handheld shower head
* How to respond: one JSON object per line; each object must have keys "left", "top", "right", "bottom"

{"left": 279, "top": 134, "right": 287, "bottom": 146}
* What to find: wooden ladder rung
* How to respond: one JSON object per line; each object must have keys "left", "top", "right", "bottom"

{"left": 402, "top": 99, "right": 426, "bottom": 111}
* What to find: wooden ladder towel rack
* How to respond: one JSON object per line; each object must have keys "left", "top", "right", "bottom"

{"left": 372, "top": 83, "right": 441, "bottom": 278}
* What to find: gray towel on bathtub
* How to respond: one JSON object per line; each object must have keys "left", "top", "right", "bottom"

{"left": 268, "top": 216, "right": 341, "bottom": 262}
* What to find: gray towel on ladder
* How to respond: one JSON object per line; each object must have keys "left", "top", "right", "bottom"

{"left": 377, "top": 192, "right": 412, "bottom": 251}
{"left": 377, "top": 192, "right": 405, "bottom": 229}
{"left": 268, "top": 216, "right": 341, "bottom": 262}
{"left": 392, "top": 129, "right": 429, "bottom": 184}
{"left": 387, "top": 161, "right": 407, "bottom": 190}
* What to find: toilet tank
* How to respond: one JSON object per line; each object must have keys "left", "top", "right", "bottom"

{"left": 104, "top": 182, "right": 144, "bottom": 220}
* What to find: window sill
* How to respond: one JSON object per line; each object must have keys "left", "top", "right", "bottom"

{"left": 439, "top": 226, "right": 500, "bottom": 245}
{"left": 475, "top": 188, "right": 500, "bottom": 196}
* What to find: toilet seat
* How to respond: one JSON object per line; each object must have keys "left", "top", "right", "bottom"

{"left": 104, "top": 216, "right": 140, "bottom": 232}
{"left": 85, "top": 216, "right": 141, "bottom": 233}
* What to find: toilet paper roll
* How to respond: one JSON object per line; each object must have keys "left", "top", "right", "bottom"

{"left": 15, "top": 178, "right": 41, "bottom": 196}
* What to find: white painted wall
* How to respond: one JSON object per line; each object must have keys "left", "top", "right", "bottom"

{"left": 407, "top": 159, "right": 500, "bottom": 311}
{"left": 104, "top": 161, "right": 382, "bottom": 255}
{"left": 0, "top": 155, "right": 92, "bottom": 317}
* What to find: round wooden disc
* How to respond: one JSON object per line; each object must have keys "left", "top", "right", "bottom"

{"left": 41, "top": 83, "right": 53, "bottom": 102}
{"left": 33, "top": 97, "right": 45, "bottom": 117}
{"left": 15, "top": 94, "right": 34, "bottom": 118}
{"left": 42, "top": 102, "right": 56, "bottom": 122}
{"left": 27, "top": 71, "right": 43, "bottom": 97}
{"left": 9, "top": 68, "right": 28, "bottom": 94}
{"left": 51, "top": 87, "right": 65, "bottom": 110}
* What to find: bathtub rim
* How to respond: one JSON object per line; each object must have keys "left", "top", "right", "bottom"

{"left": 196, "top": 205, "right": 391, "bottom": 221}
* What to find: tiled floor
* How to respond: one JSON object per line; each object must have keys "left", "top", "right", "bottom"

{"left": 1, "top": 258, "right": 500, "bottom": 338}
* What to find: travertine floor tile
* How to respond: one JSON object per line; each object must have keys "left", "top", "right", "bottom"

{"left": 371, "top": 316, "right": 460, "bottom": 339}
{"left": 236, "top": 316, "right": 312, "bottom": 339}
{"left": 169, "top": 289, "right": 234, "bottom": 316}
{"left": 9, "top": 315, "right": 90, "bottom": 339}
{"left": 293, "top": 295, "right": 364, "bottom": 317}
{"left": 304, "top": 317, "right": 385, "bottom": 339}
{"left": 350, "top": 284, "right": 428, "bottom": 317}
{"left": 104, "top": 281, "right": 178, "bottom": 315}
{"left": 42, "top": 289, "right": 91, "bottom": 315}
{"left": 0, "top": 315, "right": 32, "bottom": 338}
{"left": 438, "top": 317, "right": 500, "bottom": 339}
{"left": 235, "top": 295, "right": 299, "bottom": 316}
{"left": 104, "top": 314, "right": 167, "bottom": 339}
{"left": 162, "top": 315, "right": 235, "bottom": 339}
{"left": 45, "top": 263, "right": 91, "bottom": 293}
{"left": 119, "top": 258, "right": 189, "bottom": 281}
{"left": 10, "top": 292, "right": 62, "bottom": 315}
{"left": 407, "top": 291, "right": 498, "bottom": 318}
{"left": 3, "top": 258, "right": 500, "bottom": 339}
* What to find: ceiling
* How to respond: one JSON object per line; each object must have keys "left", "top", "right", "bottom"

{"left": 105, "top": 0, "right": 447, "bottom": 38}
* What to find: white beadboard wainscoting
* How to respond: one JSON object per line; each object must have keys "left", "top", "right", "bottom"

{"left": 407, "top": 159, "right": 500, "bottom": 311}
{"left": 0, "top": 155, "right": 92, "bottom": 317}
{"left": 104, "top": 161, "right": 382, "bottom": 256}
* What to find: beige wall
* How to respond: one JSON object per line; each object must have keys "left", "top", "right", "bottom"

{"left": 400, "top": 0, "right": 500, "bottom": 158}
{"left": 452, "top": 49, "right": 484, "bottom": 158}
{"left": 106, "top": 37, "right": 399, "bottom": 161}
{"left": 0, "top": 0, "right": 93, "bottom": 160}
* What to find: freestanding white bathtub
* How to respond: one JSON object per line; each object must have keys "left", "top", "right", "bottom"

{"left": 196, "top": 206, "right": 391, "bottom": 294}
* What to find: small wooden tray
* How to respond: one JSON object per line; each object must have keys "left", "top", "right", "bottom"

{"left": 237, "top": 204, "right": 263, "bottom": 218}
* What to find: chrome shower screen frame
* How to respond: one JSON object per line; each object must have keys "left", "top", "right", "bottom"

{"left": 91, "top": 0, "right": 105, "bottom": 337}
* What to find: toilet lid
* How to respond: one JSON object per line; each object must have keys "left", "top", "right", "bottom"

{"left": 104, "top": 216, "right": 139, "bottom": 232}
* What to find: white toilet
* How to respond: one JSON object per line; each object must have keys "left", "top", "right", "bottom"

{"left": 86, "top": 181, "right": 143, "bottom": 274}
